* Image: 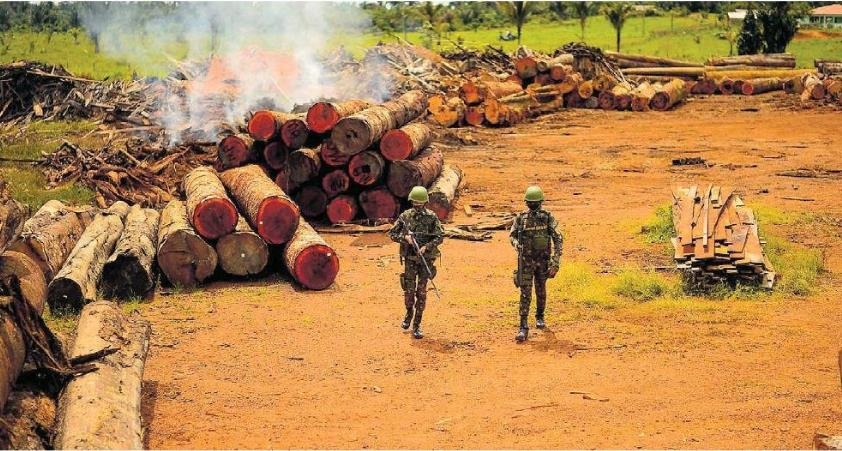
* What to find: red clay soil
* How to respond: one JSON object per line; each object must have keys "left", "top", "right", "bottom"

{"left": 141, "top": 93, "right": 842, "bottom": 449}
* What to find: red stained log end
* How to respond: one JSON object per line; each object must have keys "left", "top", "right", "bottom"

{"left": 249, "top": 111, "right": 280, "bottom": 141}
{"left": 256, "top": 197, "right": 300, "bottom": 245}
{"left": 380, "top": 129, "right": 412, "bottom": 161}
{"left": 193, "top": 198, "right": 239, "bottom": 240}
{"left": 306, "top": 102, "right": 341, "bottom": 134}
{"left": 293, "top": 244, "right": 339, "bottom": 290}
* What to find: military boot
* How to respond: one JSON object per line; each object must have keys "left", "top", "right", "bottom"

{"left": 412, "top": 310, "right": 424, "bottom": 339}
{"left": 401, "top": 291, "right": 414, "bottom": 329}
{"left": 401, "top": 309, "right": 413, "bottom": 330}
{"left": 515, "top": 317, "right": 529, "bottom": 342}
{"left": 536, "top": 298, "right": 546, "bottom": 329}
{"left": 536, "top": 317, "right": 546, "bottom": 329}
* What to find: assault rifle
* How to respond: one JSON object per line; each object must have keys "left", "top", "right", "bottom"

{"left": 406, "top": 230, "right": 442, "bottom": 301}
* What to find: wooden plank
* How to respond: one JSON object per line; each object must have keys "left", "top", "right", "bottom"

{"left": 743, "top": 229, "right": 765, "bottom": 264}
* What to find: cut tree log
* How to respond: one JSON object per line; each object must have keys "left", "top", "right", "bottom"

{"left": 386, "top": 146, "right": 444, "bottom": 199}
{"left": 631, "top": 82, "right": 657, "bottom": 112}
{"left": 427, "top": 164, "right": 464, "bottom": 222}
{"left": 577, "top": 79, "right": 594, "bottom": 99}
{"left": 331, "top": 90, "right": 428, "bottom": 155}
{"left": 183, "top": 166, "right": 238, "bottom": 240}
{"left": 215, "top": 214, "right": 268, "bottom": 277}
{"left": 326, "top": 195, "right": 358, "bottom": 224}
{"left": 348, "top": 151, "right": 386, "bottom": 187}
{"left": 650, "top": 79, "right": 687, "bottom": 111}
{"left": 274, "top": 166, "right": 300, "bottom": 195}
{"left": 8, "top": 200, "right": 97, "bottom": 281}
{"left": 558, "top": 72, "right": 583, "bottom": 95}
{"left": 283, "top": 218, "right": 339, "bottom": 290}
{"left": 801, "top": 74, "right": 827, "bottom": 101}
{"left": 740, "top": 77, "right": 783, "bottom": 95}
{"left": 321, "top": 169, "right": 351, "bottom": 199}
{"left": 704, "top": 68, "right": 814, "bottom": 81}
{"left": 380, "top": 123, "right": 434, "bottom": 161}
{"left": 515, "top": 56, "right": 538, "bottom": 79}
{"left": 359, "top": 187, "right": 400, "bottom": 220}
{"left": 599, "top": 83, "right": 631, "bottom": 110}
{"left": 593, "top": 74, "right": 617, "bottom": 92}
{"left": 100, "top": 205, "right": 159, "bottom": 299}
{"left": 783, "top": 75, "right": 805, "bottom": 94}
{"left": 464, "top": 106, "right": 485, "bottom": 126}
{"left": 607, "top": 51, "right": 704, "bottom": 68}
{"left": 0, "top": 250, "right": 47, "bottom": 310}
{"left": 306, "top": 100, "right": 372, "bottom": 134}
{"left": 156, "top": 200, "right": 217, "bottom": 287}
{"left": 621, "top": 67, "right": 706, "bottom": 77}
{"left": 427, "top": 96, "right": 465, "bottom": 128}
{"left": 280, "top": 114, "right": 309, "bottom": 150}
{"left": 47, "top": 202, "right": 130, "bottom": 313}
{"left": 459, "top": 81, "right": 522, "bottom": 106}
{"left": 54, "top": 300, "right": 150, "bottom": 450}
{"left": 319, "top": 139, "right": 350, "bottom": 167}
{"left": 219, "top": 165, "right": 300, "bottom": 245}
{"left": 706, "top": 53, "right": 795, "bottom": 68}
{"left": 719, "top": 78, "right": 736, "bottom": 95}
{"left": 216, "top": 134, "right": 260, "bottom": 171}
{"left": 691, "top": 78, "right": 718, "bottom": 95}
{"left": 262, "top": 140, "right": 288, "bottom": 171}
{"left": 248, "top": 110, "right": 296, "bottom": 141}
{"left": 294, "top": 185, "right": 329, "bottom": 219}
{"left": 288, "top": 147, "right": 322, "bottom": 183}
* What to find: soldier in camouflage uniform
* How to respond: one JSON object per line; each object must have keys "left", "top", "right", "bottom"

{"left": 388, "top": 186, "right": 444, "bottom": 339}
{"left": 510, "top": 185, "right": 563, "bottom": 342}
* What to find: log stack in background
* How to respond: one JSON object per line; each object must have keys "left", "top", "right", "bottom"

{"left": 671, "top": 186, "right": 776, "bottom": 290}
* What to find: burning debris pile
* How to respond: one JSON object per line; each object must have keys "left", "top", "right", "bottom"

{"left": 671, "top": 186, "right": 776, "bottom": 290}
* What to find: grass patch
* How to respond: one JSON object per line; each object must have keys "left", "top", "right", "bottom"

{"left": 1, "top": 120, "right": 99, "bottom": 161}
{"left": 763, "top": 233, "right": 824, "bottom": 297}
{"left": 43, "top": 310, "right": 78, "bottom": 337}
{"left": 640, "top": 203, "right": 674, "bottom": 245}
{"left": 612, "top": 268, "right": 678, "bottom": 302}
{"left": 0, "top": 166, "right": 93, "bottom": 211}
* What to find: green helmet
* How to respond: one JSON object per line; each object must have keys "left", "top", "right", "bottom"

{"left": 408, "top": 186, "right": 429, "bottom": 203}
{"left": 524, "top": 185, "right": 544, "bottom": 202}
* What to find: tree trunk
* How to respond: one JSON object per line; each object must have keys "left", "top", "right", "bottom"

{"left": 183, "top": 166, "right": 238, "bottom": 240}
{"left": 348, "top": 151, "right": 386, "bottom": 187}
{"left": 274, "top": 167, "right": 301, "bottom": 196}
{"left": 691, "top": 78, "right": 718, "bottom": 95}
{"left": 8, "top": 200, "right": 97, "bottom": 281}
{"left": 740, "top": 77, "right": 783, "bottom": 95}
{"left": 156, "top": 200, "right": 218, "bottom": 288}
{"left": 549, "top": 63, "right": 573, "bottom": 82}
{"left": 621, "top": 67, "right": 705, "bottom": 78}
{"left": 99, "top": 205, "right": 159, "bottom": 300}
{"left": 515, "top": 56, "right": 538, "bottom": 79}
{"left": 294, "top": 185, "right": 329, "bottom": 219}
{"left": 606, "top": 51, "right": 703, "bottom": 68}
{"left": 47, "top": 202, "right": 130, "bottom": 313}
{"left": 593, "top": 74, "right": 617, "bottom": 92}
{"left": 288, "top": 147, "right": 321, "bottom": 184}
{"left": 459, "top": 81, "right": 522, "bottom": 106}
{"left": 650, "top": 79, "right": 687, "bottom": 111}
{"left": 0, "top": 187, "right": 27, "bottom": 255}
{"left": 386, "top": 146, "right": 444, "bottom": 199}
{"left": 216, "top": 134, "right": 260, "bottom": 171}
{"left": 54, "top": 301, "right": 150, "bottom": 450}
{"left": 458, "top": 81, "right": 483, "bottom": 106}
{"left": 558, "top": 71, "right": 583, "bottom": 95}
{"left": 427, "top": 96, "right": 465, "bottom": 128}
{"left": 321, "top": 169, "right": 351, "bottom": 199}
{"left": 380, "top": 123, "right": 434, "bottom": 161}
{"left": 464, "top": 105, "right": 485, "bottom": 126}
{"left": 331, "top": 90, "right": 428, "bottom": 155}
{"left": 262, "top": 140, "right": 288, "bottom": 171}
{"left": 427, "top": 164, "right": 464, "bottom": 222}
{"left": 326, "top": 195, "right": 358, "bottom": 224}
{"left": 577, "top": 79, "right": 594, "bottom": 99}
{"left": 719, "top": 78, "right": 736, "bottom": 95}
{"left": 706, "top": 53, "right": 795, "bottom": 68}
{"left": 631, "top": 82, "right": 657, "bottom": 112}
{"left": 282, "top": 218, "right": 339, "bottom": 290}
{"left": 783, "top": 75, "right": 805, "bottom": 94}
{"left": 319, "top": 139, "right": 350, "bottom": 167}
{"left": 215, "top": 214, "right": 268, "bottom": 277}
{"left": 248, "top": 110, "right": 294, "bottom": 141}
{"left": 359, "top": 187, "right": 400, "bottom": 221}
{"left": 280, "top": 115, "right": 309, "bottom": 151}
{"left": 0, "top": 250, "right": 47, "bottom": 311}
{"left": 219, "top": 165, "right": 300, "bottom": 245}
{"left": 306, "top": 100, "right": 372, "bottom": 134}
{"left": 801, "top": 74, "right": 826, "bottom": 101}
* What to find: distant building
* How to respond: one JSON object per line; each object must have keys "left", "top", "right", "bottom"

{"left": 807, "top": 4, "right": 842, "bottom": 28}
{"left": 727, "top": 9, "right": 747, "bottom": 21}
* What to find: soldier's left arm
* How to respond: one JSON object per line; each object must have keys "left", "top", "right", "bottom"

{"left": 388, "top": 216, "right": 406, "bottom": 243}
{"left": 549, "top": 213, "right": 563, "bottom": 265}
{"left": 428, "top": 213, "right": 445, "bottom": 248}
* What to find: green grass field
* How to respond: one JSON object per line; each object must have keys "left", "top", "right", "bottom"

{"left": 1, "top": 14, "right": 840, "bottom": 81}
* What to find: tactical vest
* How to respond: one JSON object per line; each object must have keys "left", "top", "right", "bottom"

{"left": 518, "top": 210, "right": 552, "bottom": 256}
{"left": 399, "top": 209, "right": 440, "bottom": 259}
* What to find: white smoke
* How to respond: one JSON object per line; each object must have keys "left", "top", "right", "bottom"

{"left": 79, "top": 1, "right": 383, "bottom": 144}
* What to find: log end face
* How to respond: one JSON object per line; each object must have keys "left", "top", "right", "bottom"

{"left": 158, "top": 233, "right": 217, "bottom": 288}
{"left": 306, "top": 103, "right": 340, "bottom": 134}
{"left": 331, "top": 118, "right": 370, "bottom": 156}
{"left": 380, "top": 129, "right": 412, "bottom": 162}
{"left": 263, "top": 142, "right": 287, "bottom": 171}
{"left": 193, "top": 198, "right": 239, "bottom": 240}
{"left": 101, "top": 258, "right": 154, "bottom": 300}
{"left": 248, "top": 111, "right": 280, "bottom": 141}
{"left": 293, "top": 244, "right": 339, "bottom": 290}
{"left": 281, "top": 120, "right": 309, "bottom": 150}
{"left": 216, "top": 234, "right": 269, "bottom": 276}
{"left": 326, "top": 196, "right": 358, "bottom": 224}
{"left": 257, "top": 198, "right": 301, "bottom": 245}
{"left": 47, "top": 278, "right": 85, "bottom": 315}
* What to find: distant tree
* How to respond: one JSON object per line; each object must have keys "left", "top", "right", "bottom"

{"left": 757, "top": 2, "right": 799, "bottom": 53}
{"left": 498, "top": 1, "right": 533, "bottom": 46}
{"left": 549, "top": 2, "right": 570, "bottom": 21}
{"left": 604, "top": 2, "right": 634, "bottom": 52}
{"left": 572, "top": 2, "right": 599, "bottom": 41}
{"left": 737, "top": 3, "right": 763, "bottom": 55}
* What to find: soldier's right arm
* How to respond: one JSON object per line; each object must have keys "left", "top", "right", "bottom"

{"left": 388, "top": 215, "right": 406, "bottom": 243}
{"left": 509, "top": 213, "right": 521, "bottom": 248}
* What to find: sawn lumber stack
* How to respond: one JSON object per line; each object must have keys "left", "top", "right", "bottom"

{"left": 671, "top": 186, "right": 776, "bottom": 289}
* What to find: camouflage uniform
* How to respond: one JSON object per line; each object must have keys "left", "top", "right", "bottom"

{"left": 388, "top": 206, "right": 444, "bottom": 331}
{"left": 510, "top": 208, "right": 563, "bottom": 328}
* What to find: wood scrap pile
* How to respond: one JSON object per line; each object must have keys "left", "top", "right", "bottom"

{"left": 671, "top": 186, "right": 776, "bottom": 290}
{"left": 783, "top": 72, "right": 842, "bottom": 107}
{"left": 38, "top": 137, "right": 216, "bottom": 208}
{"left": 218, "top": 90, "right": 465, "bottom": 225}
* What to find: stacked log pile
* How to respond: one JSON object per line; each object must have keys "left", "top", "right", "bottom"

{"left": 671, "top": 186, "right": 776, "bottom": 290}
{"left": 214, "top": 90, "right": 465, "bottom": 224}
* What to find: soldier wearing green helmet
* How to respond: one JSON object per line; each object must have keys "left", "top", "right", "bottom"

{"left": 388, "top": 186, "right": 444, "bottom": 339}
{"left": 510, "top": 185, "right": 563, "bottom": 342}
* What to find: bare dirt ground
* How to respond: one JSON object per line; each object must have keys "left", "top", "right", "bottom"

{"left": 141, "top": 93, "right": 842, "bottom": 449}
